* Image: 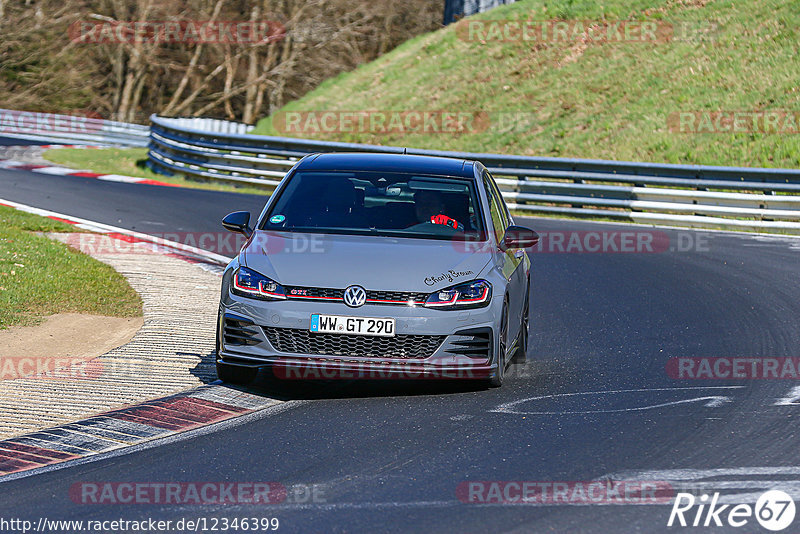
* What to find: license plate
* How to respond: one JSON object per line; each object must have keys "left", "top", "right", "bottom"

{"left": 310, "top": 314, "right": 395, "bottom": 337}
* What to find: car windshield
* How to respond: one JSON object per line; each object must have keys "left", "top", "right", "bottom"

{"left": 262, "top": 171, "right": 486, "bottom": 241}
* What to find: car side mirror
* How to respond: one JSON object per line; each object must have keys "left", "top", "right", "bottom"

{"left": 222, "top": 211, "right": 252, "bottom": 237}
{"left": 500, "top": 225, "right": 539, "bottom": 251}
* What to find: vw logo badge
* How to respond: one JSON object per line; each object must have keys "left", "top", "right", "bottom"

{"left": 343, "top": 285, "right": 367, "bottom": 308}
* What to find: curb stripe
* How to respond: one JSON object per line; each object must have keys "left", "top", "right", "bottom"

{"left": 0, "top": 442, "right": 77, "bottom": 460}
{"left": 138, "top": 179, "right": 180, "bottom": 187}
{"left": 48, "top": 215, "right": 80, "bottom": 225}
{"left": 151, "top": 398, "right": 239, "bottom": 419}
{"left": 0, "top": 449, "right": 58, "bottom": 464}
{"left": 0, "top": 151, "right": 177, "bottom": 188}
{"left": 33, "top": 166, "right": 88, "bottom": 175}
{"left": 111, "top": 411, "right": 186, "bottom": 431}
{"left": 189, "top": 390, "right": 272, "bottom": 410}
{"left": 9, "top": 164, "right": 48, "bottom": 171}
{"left": 69, "top": 417, "right": 167, "bottom": 439}
{"left": 177, "top": 396, "right": 249, "bottom": 414}
{"left": 9, "top": 436, "right": 91, "bottom": 455}
{"left": 36, "top": 429, "right": 122, "bottom": 452}
{"left": 0, "top": 160, "right": 25, "bottom": 168}
{"left": 60, "top": 423, "right": 147, "bottom": 443}
{"left": 122, "top": 405, "right": 210, "bottom": 427}
{"left": 19, "top": 433, "right": 101, "bottom": 453}
{"left": 0, "top": 457, "right": 41, "bottom": 473}
{"left": 0, "top": 384, "right": 280, "bottom": 478}
{"left": 96, "top": 174, "right": 147, "bottom": 183}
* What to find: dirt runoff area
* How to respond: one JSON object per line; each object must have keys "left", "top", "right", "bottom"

{"left": 0, "top": 313, "right": 142, "bottom": 379}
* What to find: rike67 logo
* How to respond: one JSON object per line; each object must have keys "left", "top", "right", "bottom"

{"left": 668, "top": 490, "right": 796, "bottom": 531}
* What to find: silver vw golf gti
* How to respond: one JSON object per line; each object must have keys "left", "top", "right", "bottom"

{"left": 216, "top": 153, "right": 538, "bottom": 387}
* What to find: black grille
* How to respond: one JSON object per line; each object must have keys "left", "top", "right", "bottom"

{"left": 223, "top": 316, "right": 261, "bottom": 346}
{"left": 264, "top": 328, "right": 445, "bottom": 359}
{"left": 283, "top": 286, "right": 428, "bottom": 306}
{"left": 367, "top": 290, "right": 428, "bottom": 305}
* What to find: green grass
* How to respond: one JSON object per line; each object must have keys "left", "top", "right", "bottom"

{"left": 0, "top": 206, "right": 142, "bottom": 328}
{"left": 43, "top": 148, "right": 272, "bottom": 196}
{"left": 253, "top": 0, "right": 800, "bottom": 169}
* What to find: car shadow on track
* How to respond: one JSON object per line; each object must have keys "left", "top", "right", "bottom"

{"left": 188, "top": 351, "right": 223, "bottom": 384}
{"left": 235, "top": 371, "right": 490, "bottom": 401}
{"left": 218, "top": 352, "right": 548, "bottom": 401}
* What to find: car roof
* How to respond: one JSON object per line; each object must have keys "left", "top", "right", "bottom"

{"left": 296, "top": 152, "right": 477, "bottom": 178}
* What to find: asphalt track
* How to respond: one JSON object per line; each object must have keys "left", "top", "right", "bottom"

{"left": 0, "top": 137, "right": 49, "bottom": 146}
{"left": 1, "top": 138, "right": 800, "bottom": 532}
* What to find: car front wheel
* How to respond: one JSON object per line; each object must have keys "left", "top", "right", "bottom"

{"left": 516, "top": 281, "right": 530, "bottom": 360}
{"left": 488, "top": 301, "right": 509, "bottom": 388}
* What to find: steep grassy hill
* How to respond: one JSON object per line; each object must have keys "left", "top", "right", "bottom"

{"left": 253, "top": 0, "right": 800, "bottom": 168}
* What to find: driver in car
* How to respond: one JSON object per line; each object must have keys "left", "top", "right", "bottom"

{"left": 413, "top": 190, "right": 464, "bottom": 232}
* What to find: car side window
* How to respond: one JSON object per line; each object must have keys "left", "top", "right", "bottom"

{"left": 487, "top": 172, "right": 511, "bottom": 229}
{"left": 483, "top": 172, "right": 506, "bottom": 242}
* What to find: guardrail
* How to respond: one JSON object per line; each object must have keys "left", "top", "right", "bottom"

{"left": 0, "top": 109, "right": 149, "bottom": 147}
{"left": 148, "top": 114, "right": 800, "bottom": 234}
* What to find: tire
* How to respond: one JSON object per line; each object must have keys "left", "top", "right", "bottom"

{"left": 515, "top": 282, "right": 530, "bottom": 360}
{"left": 488, "top": 301, "right": 509, "bottom": 388}
{"left": 216, "top": 360, "right": 258, "bottom": 385}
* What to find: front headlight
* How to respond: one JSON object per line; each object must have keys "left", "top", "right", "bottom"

{"left": 424, "top": 280, "right": 492, "bottom": 310}
{"left": 231, "top": 267, "right": 287, "bottom": 301}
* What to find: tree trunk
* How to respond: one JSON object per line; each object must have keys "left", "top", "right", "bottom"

{"left": 223, "top": 49, "right": 236, "bottom": 119}
{"left": 242, "top": 5, "right": 261, "bottom": 124}
{"left": 161, "top": 0, "right": 225, "bottom": 116}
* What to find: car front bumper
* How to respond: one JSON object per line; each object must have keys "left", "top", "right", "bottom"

{"left": 217, "top": 290, "right": 503, "bottom": 380}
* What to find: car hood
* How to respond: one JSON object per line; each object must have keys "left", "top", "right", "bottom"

{"left": 242, "top": 230, "right": 493, "bottom": 292}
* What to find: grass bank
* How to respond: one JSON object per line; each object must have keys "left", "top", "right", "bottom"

{"left": 253, "top": 0, "right": 800, "bottom": 169}
{"left": 0, "top": 206, "right": 142, "bottom": 328}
